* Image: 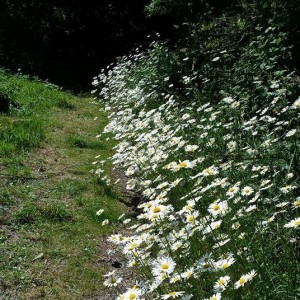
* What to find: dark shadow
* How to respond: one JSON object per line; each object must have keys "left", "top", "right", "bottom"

{"left": 0, "top": 95, "right": 10, "bottom": 114}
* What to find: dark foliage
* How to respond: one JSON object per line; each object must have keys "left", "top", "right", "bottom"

{"left": 0, "top": 0, "right": 175, "bottom": 91}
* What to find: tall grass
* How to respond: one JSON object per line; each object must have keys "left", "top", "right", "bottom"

{"left": 0, "top": 69, "right": 75, "bottom": 156}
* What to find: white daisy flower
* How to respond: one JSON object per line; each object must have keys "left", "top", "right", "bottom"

{"left": 241, "top": 186, "right": 254, "bottom": 196}
{"left": 284, "top": 217, "right": 300, "bottom": 228}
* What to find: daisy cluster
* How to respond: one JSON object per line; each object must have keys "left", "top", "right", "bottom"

{"left": 92, "top": 29, "right": 299, "bottom": 300}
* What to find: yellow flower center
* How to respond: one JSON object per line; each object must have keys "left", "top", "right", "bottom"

{"left": 204, "top": 168, "right": 213, "bottom": 175}
{"left": 188, "top": 215, "right": 195, "bottom": 222}
{"left": 161, "top": 263, "right": 169, "bottom": 270}
{"left": 213, "top": 222, "right": 221, "bottom": 229}
{"left": 222, "top": 263, "right": 229, "bottom": 269}
{"left": 239, "top": 277, "right": 246, "bottom": 285}
{"left": 295, "top": 220, "right": 300, "bottom": 226}
{"left": 213, "top": 204, "right": 220, "bottom": 211}
{"left": 218, "top": 278, "right": 225, "bottom": 285}
{"left": 129, "top": 294, "right": 136, "bottom": 300}
{"left": 153, "top": 206, "right": 161, "bottom": 213}
{"left": 128, "top": 242, "right": 138, "bottom": 250}
{"left": 294, "top": 200, "right": 300, "bottom": 207}
{"left": 179, "top": 162, "right": 187, "bottom": 168}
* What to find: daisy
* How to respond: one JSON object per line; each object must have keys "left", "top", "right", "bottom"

{"left": 185, "top": 144, "right": 199, "bottom": 152}
{"left": 103, "top": 274, "right": 122, "bottom": 287}
{"left": 123, "top": 238, "right": 142, "bottom": 254}
{"left": 185, "top": 211, "right": 199, "bottom": 226}
{"left": 231, "top": 101, "right": 240, "bottom": 108}
{"left": 196, "top": 254, "right": 213, "bottom": 272}
{"left": 208, "top": 293, "right": 221, "bottom": 300}
{"left": 291, "top": 97, "right": 300, "bottom": 109}
{"left": 280, "top": 185, "right": 296, "bottom": 194}
{"left": 247, "top": 270, "right": 257, "bottom": 280}
{"left": 241, "top": 186, "right": 254, "bottom": 196}
{"left": 222, "top": 96, "right": 234, "bottom": 104}
{"left": 108, "top": 234, "right": 123, "bottom": 244}
{"left": 208, "top": 200, "right": 228, "bottom": 217}
{"left": 147, "top": 203, "right": 172, "bottom": 221}
{"left": 171, "top": 241, "right": 183, "bottom": 251}
{"left": 181, "top": 267, "right": 195, "bottom": 279}
{"left": 227, "top": 141, "right": 237, "bottom": 152}
{"left": 214, "top": 276, "right": 230, "bottom": 292}
{"left": 169, "top": 274, "right": 181, "bottom": 283}
{"left": 285, "top": 129, "right": 297, "bottom": 137}
{"left": 170, "top": 178, "right": 183, "bottom": 187}
{"left": 216, "top": 257, "right": 235, "bottom": 270}
{"left": 102, "top": 219, "right": 109, "bottom": 226}
{"left": 226, "top": 185, "right": 239, "bottom": 197}
{"left": 293, "top": 197, "right": 300, "bottom": 208}
{"left": 122, "top": 288, "right": 143, "bottom": 300}
{"left": 234, "top": 274, "right": 249, "bottom": 289}
{"left": 211, "top": 220, "right": 222, "bottom": 230}
{"left": 162, "top": 291, "right": 185, "bottom": 299}
{"left": 177, "top": 160, "right": 197, "bottom": 170}
{"left": 96, "top": 209, "right": 104, "bottom": 216}
{"left": 180, "top": 200, "right": 196, "bottom": 213}
{"left": 152, "top": 256, "right": 176, "bottom": 277}
{"left": 201, "top": 166, "right": 219, "bottom": 176}
{"left": 284, "top": 217, "right": 300, "bottom": 228}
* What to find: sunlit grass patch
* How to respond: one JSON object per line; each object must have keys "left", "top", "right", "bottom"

{"left": 0, "top": 117, "right": 45, "bottom": 151}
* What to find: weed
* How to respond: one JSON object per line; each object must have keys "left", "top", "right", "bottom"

{"left": 13, "top": 202, "right": 39, "bottom": 224}
{"left": 39, "top": 201, "right": 72, "bottom": 222}
{"left": 55, "top": 98, "right": 76, "bottom": 110}
{"left": 50, "top": 179, "right": 87, "bottom": 198}
{"left": 0, "top": 141, "right": 16, "bottom": 155}
{"left": 96, "top": 177, "right": 117, "bottom": 199}
{"left": 67, "top": 134, "right": 103, "bottom": 149}
{"left": 0, "top": 118, "right": 45, "bottom": 151}
{"left": 0, "top": 189, "right": 14, "bottom": 206}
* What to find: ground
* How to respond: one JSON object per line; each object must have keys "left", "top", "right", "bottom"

{"left": 0, "top": 81, "right": 132, "bottom": 299}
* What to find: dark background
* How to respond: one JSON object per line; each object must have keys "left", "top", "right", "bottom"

{"left": 0, "top": 0, "right": 176, "bottom": 91}
{"left": 0, "top": 0, "right": 299, "bottom": 92}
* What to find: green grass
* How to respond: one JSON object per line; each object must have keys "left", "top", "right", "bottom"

{"left": 0, "top": 69, "right": 129, "bottom": 299}
{"left": 0, "top": 117, "right": 45, "bottom": 153}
